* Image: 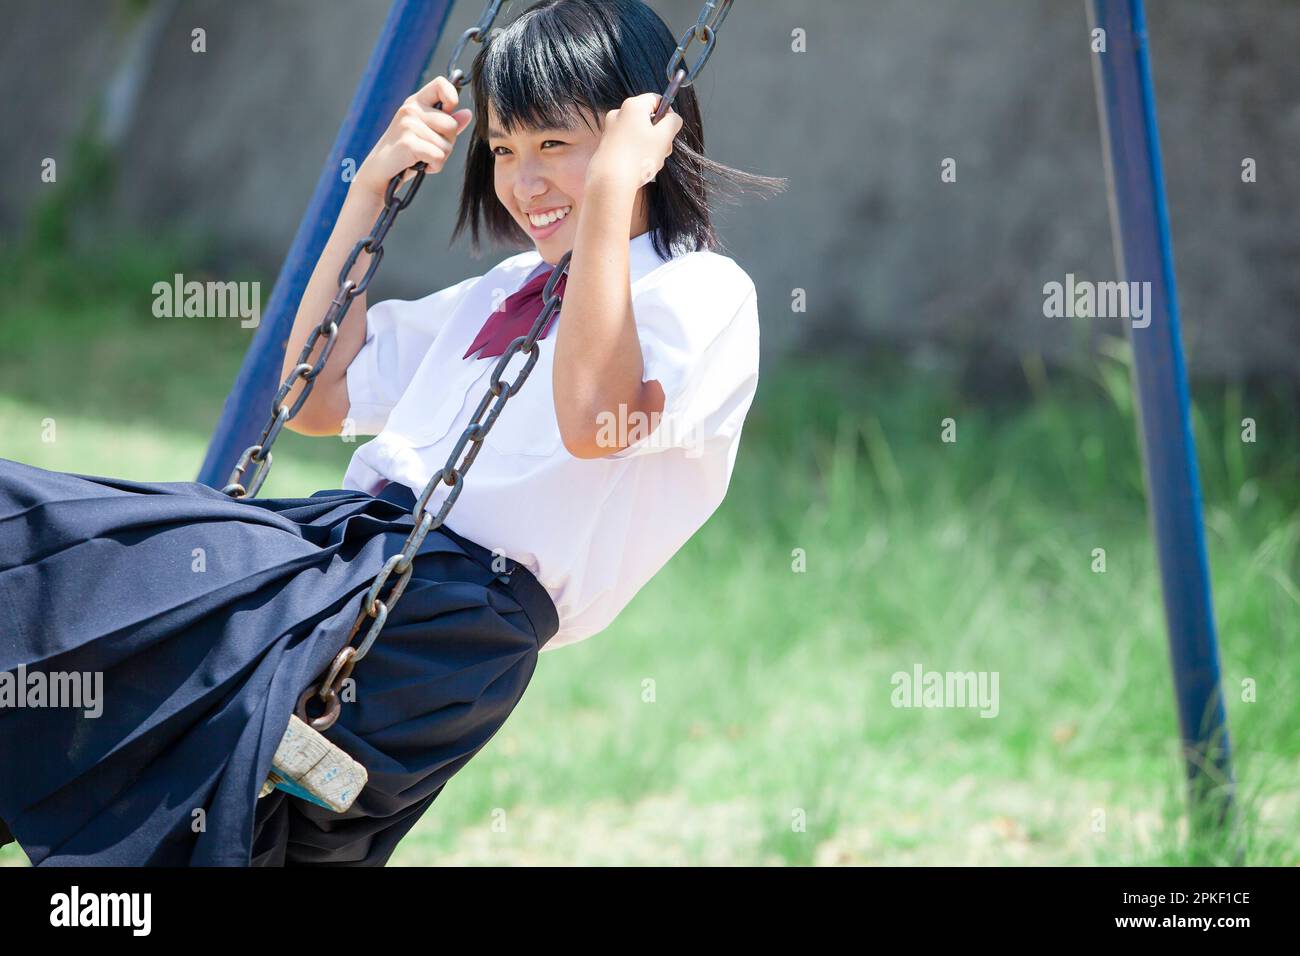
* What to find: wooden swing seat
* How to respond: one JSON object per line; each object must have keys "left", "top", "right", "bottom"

{"left": 258, "top": 714, "right": 367, "bottom": 813}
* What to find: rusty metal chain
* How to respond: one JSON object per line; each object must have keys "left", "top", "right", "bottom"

{"left": 295, "top": 0, "right": 736, "bottom": 732}
{"left": 653, "top": 0, "right": 732, "bottom": 122}
{"left": 222, "top": 0, "right": 513, "bottom": 499}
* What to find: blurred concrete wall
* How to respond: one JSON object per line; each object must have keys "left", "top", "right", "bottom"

{"left": 2, "top": 0, "right": 1296, "bottom": 380}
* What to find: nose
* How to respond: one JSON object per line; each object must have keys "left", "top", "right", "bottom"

{"left": 509, "top": 170, "right": 546, "bottom": 204}
{"left": 512, "top": 157, "right": 549, "bottom": 206}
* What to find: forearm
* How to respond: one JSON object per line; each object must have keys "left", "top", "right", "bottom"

{"left": 282, "top": 187, "right": 386, "bottom": 436}
{"left": 552, "top": 175, "right": 661, "bottom": 457}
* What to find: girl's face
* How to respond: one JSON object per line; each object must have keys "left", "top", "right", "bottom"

{"left": 487, "top": 104, "right": 641, "bottom": 263}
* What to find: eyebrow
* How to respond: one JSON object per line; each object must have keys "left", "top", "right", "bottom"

{"left": 486, "top": 124, "right": 578, "bottom": 142}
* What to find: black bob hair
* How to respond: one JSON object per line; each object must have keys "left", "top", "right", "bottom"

{"left": 451, "top": 0, "right": 785, "bottom": 262}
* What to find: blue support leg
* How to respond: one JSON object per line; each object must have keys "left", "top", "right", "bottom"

{"left": 197, "top": 0, "right": 458, "bottom": 489}
{"left": 1087, "top": 0, "right": 1237, "bottom": 845}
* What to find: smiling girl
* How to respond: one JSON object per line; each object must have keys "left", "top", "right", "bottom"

{"left": 0, "top": 0, "right": 782, "bottom": 866}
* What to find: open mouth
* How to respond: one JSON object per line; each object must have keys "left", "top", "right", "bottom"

{"left": 525, "top": 204, "right": 572, "bottom": 237}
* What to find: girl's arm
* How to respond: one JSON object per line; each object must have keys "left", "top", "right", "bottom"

{"left": 284, "top": 76, "right": 473, "bottom": 437}
{"left": 279, "top": 188, "right": 385, "bottom": 436}
{"left": 552, "top": 171, "right": 666, "bottom": 459}
{"left": 551, "top": 93, "right": 681, "bottom": 458}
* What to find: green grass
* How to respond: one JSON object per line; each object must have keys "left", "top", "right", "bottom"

{"left": 1, "top": 233, "right": 1296, "bottom": 866}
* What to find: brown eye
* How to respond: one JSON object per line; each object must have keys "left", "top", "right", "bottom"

{"left": 491, "top": 141, "right": 563, "bottom": 156}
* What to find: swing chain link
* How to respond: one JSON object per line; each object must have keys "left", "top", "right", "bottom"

{"left": 655, "top": 0, "right": 731, "bottom": 120}
{"left": 221, "top": 3, "right": 511, "bottom": 501}
{"left": 221, "top": 167, "right": 429, "bottom": 499}
{"left": 449, "top": 0, "right": 512, "bottom": 86}
{"left": 297, "top": 0, "right": 733, "bottom": 733}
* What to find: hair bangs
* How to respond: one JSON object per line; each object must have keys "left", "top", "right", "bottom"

{"left": 475, "top": 4, "right": 624, "bottom": 137}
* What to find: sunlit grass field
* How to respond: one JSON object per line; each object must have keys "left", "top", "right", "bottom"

{"left": 1, "top": 234, "right": 1296, "bottom": 866}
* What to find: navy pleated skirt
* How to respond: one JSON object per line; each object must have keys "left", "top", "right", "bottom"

{"left": 0, "top": 456, "right": 558, "bottom": 866}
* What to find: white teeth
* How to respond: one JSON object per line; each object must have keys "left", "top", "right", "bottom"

{"left": 528, "top": 205, "right": 571, "bottom": 227}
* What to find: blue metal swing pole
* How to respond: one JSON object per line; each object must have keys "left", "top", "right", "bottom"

{"left": 1087, "top": 0, "right": 1237, "bottom": 840}
{"left": 197, "top": 0, "right": 458, "bottom": 489}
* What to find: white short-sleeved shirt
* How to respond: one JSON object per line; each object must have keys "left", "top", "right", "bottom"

{"left": 342, "top": 228, "right": 759, "bottom": 651}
